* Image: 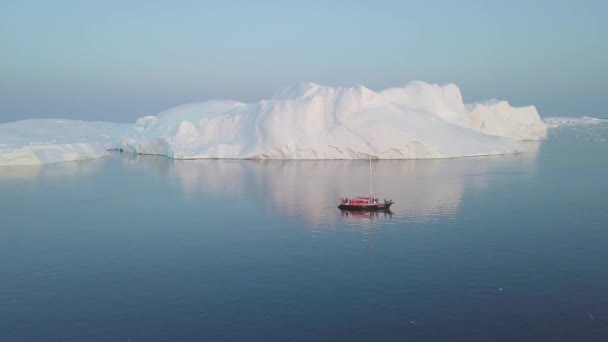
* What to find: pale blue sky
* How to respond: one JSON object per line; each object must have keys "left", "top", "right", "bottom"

{"left": 1, "top": 0, "right": 606, "bottom": 122}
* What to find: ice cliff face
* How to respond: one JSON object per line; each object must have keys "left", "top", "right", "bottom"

{"left": 0, "top": 81, "right": 550, "bottom": 165}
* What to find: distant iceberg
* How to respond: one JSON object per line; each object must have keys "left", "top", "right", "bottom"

{"left": 543, "top": 116, "right": 608, "bottom": 128}
{"left": 1, "top": 81, "right": 552, "bottom": 166}
{"left": 0, "top": 119, "right": 135, "bottom": 166}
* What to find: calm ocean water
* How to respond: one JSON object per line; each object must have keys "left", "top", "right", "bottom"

{"left": 1, "top": 124, "right": 607, "bottom": 341}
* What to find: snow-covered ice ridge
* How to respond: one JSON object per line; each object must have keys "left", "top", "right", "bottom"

{"left": 1, "top": 81, "right": 553, "bottom": 165}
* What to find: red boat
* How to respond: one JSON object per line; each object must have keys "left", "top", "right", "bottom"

{"left": 338, "top": 148, "right": 394, "bottom": 211}
{"left": 338, "top": 196, "right": 393, "bottom": 211}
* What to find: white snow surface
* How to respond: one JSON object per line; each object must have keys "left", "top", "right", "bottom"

{"left": 1, "top": 81, "right": 550, "bottom": 165}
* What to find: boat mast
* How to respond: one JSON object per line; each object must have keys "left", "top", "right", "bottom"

{"left": 369, "top": 145, "right": 372, "bottom": 198}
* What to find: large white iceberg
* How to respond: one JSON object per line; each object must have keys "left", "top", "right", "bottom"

{"left": 1, "top": 81, "right": 549, "bottom": 165}
{"left": 122, "top": 81, "right": 546, "bottom": 160}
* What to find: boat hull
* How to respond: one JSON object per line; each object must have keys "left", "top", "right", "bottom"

{"left": 338, "top": 203, "right": 392, "bottom": 211}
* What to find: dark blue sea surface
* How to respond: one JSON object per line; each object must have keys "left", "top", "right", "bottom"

{"left": 1, "top": 124, "right": 607, "bottom": 341}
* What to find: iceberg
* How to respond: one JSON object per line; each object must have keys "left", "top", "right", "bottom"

{"left": 467, "top": 100, "right": 547, "bottom": 140}
{"left": 1, "top": 81, "right": 550, "bottom": 166}
{"left": 0, "top": 119, "right": 135, "bottom": 166}
{"left": 123, "top": 81, "right": 546, "bottom": 160}
{"left": 543, "top": 116, "right": 608, "bottom": 128}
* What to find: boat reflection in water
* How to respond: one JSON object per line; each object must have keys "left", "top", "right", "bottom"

{"left": 340, "top": 209, "right": 393, "bottom": 220}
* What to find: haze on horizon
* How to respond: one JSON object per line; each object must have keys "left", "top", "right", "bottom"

{"left": 1, "top": 0, "right": 606, "bottom": 123}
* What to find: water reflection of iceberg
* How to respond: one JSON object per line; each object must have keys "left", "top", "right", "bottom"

{"left": 0, "top": 157, "right": 108, "bottom": 180}
{"left": 0, "top": 165, "right": 42, "bottom": 180}
{"left": 128, "top": 141, "right": 539, "bottom": 226}
{"left": 122, "top": 155, "right": 248, "bottom": 198}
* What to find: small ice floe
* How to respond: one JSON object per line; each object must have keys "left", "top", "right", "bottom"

{"left": 410, "top": 321, "right": 416, "bottom": 324}
{"left": 588, "top": 314, "right": 595, "bottom": 320}
{"left": 544, "top": 116, "right": 608, "bottom": 128}
{"left": 498, "top": 288, "right": 503, "bottom": 291}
